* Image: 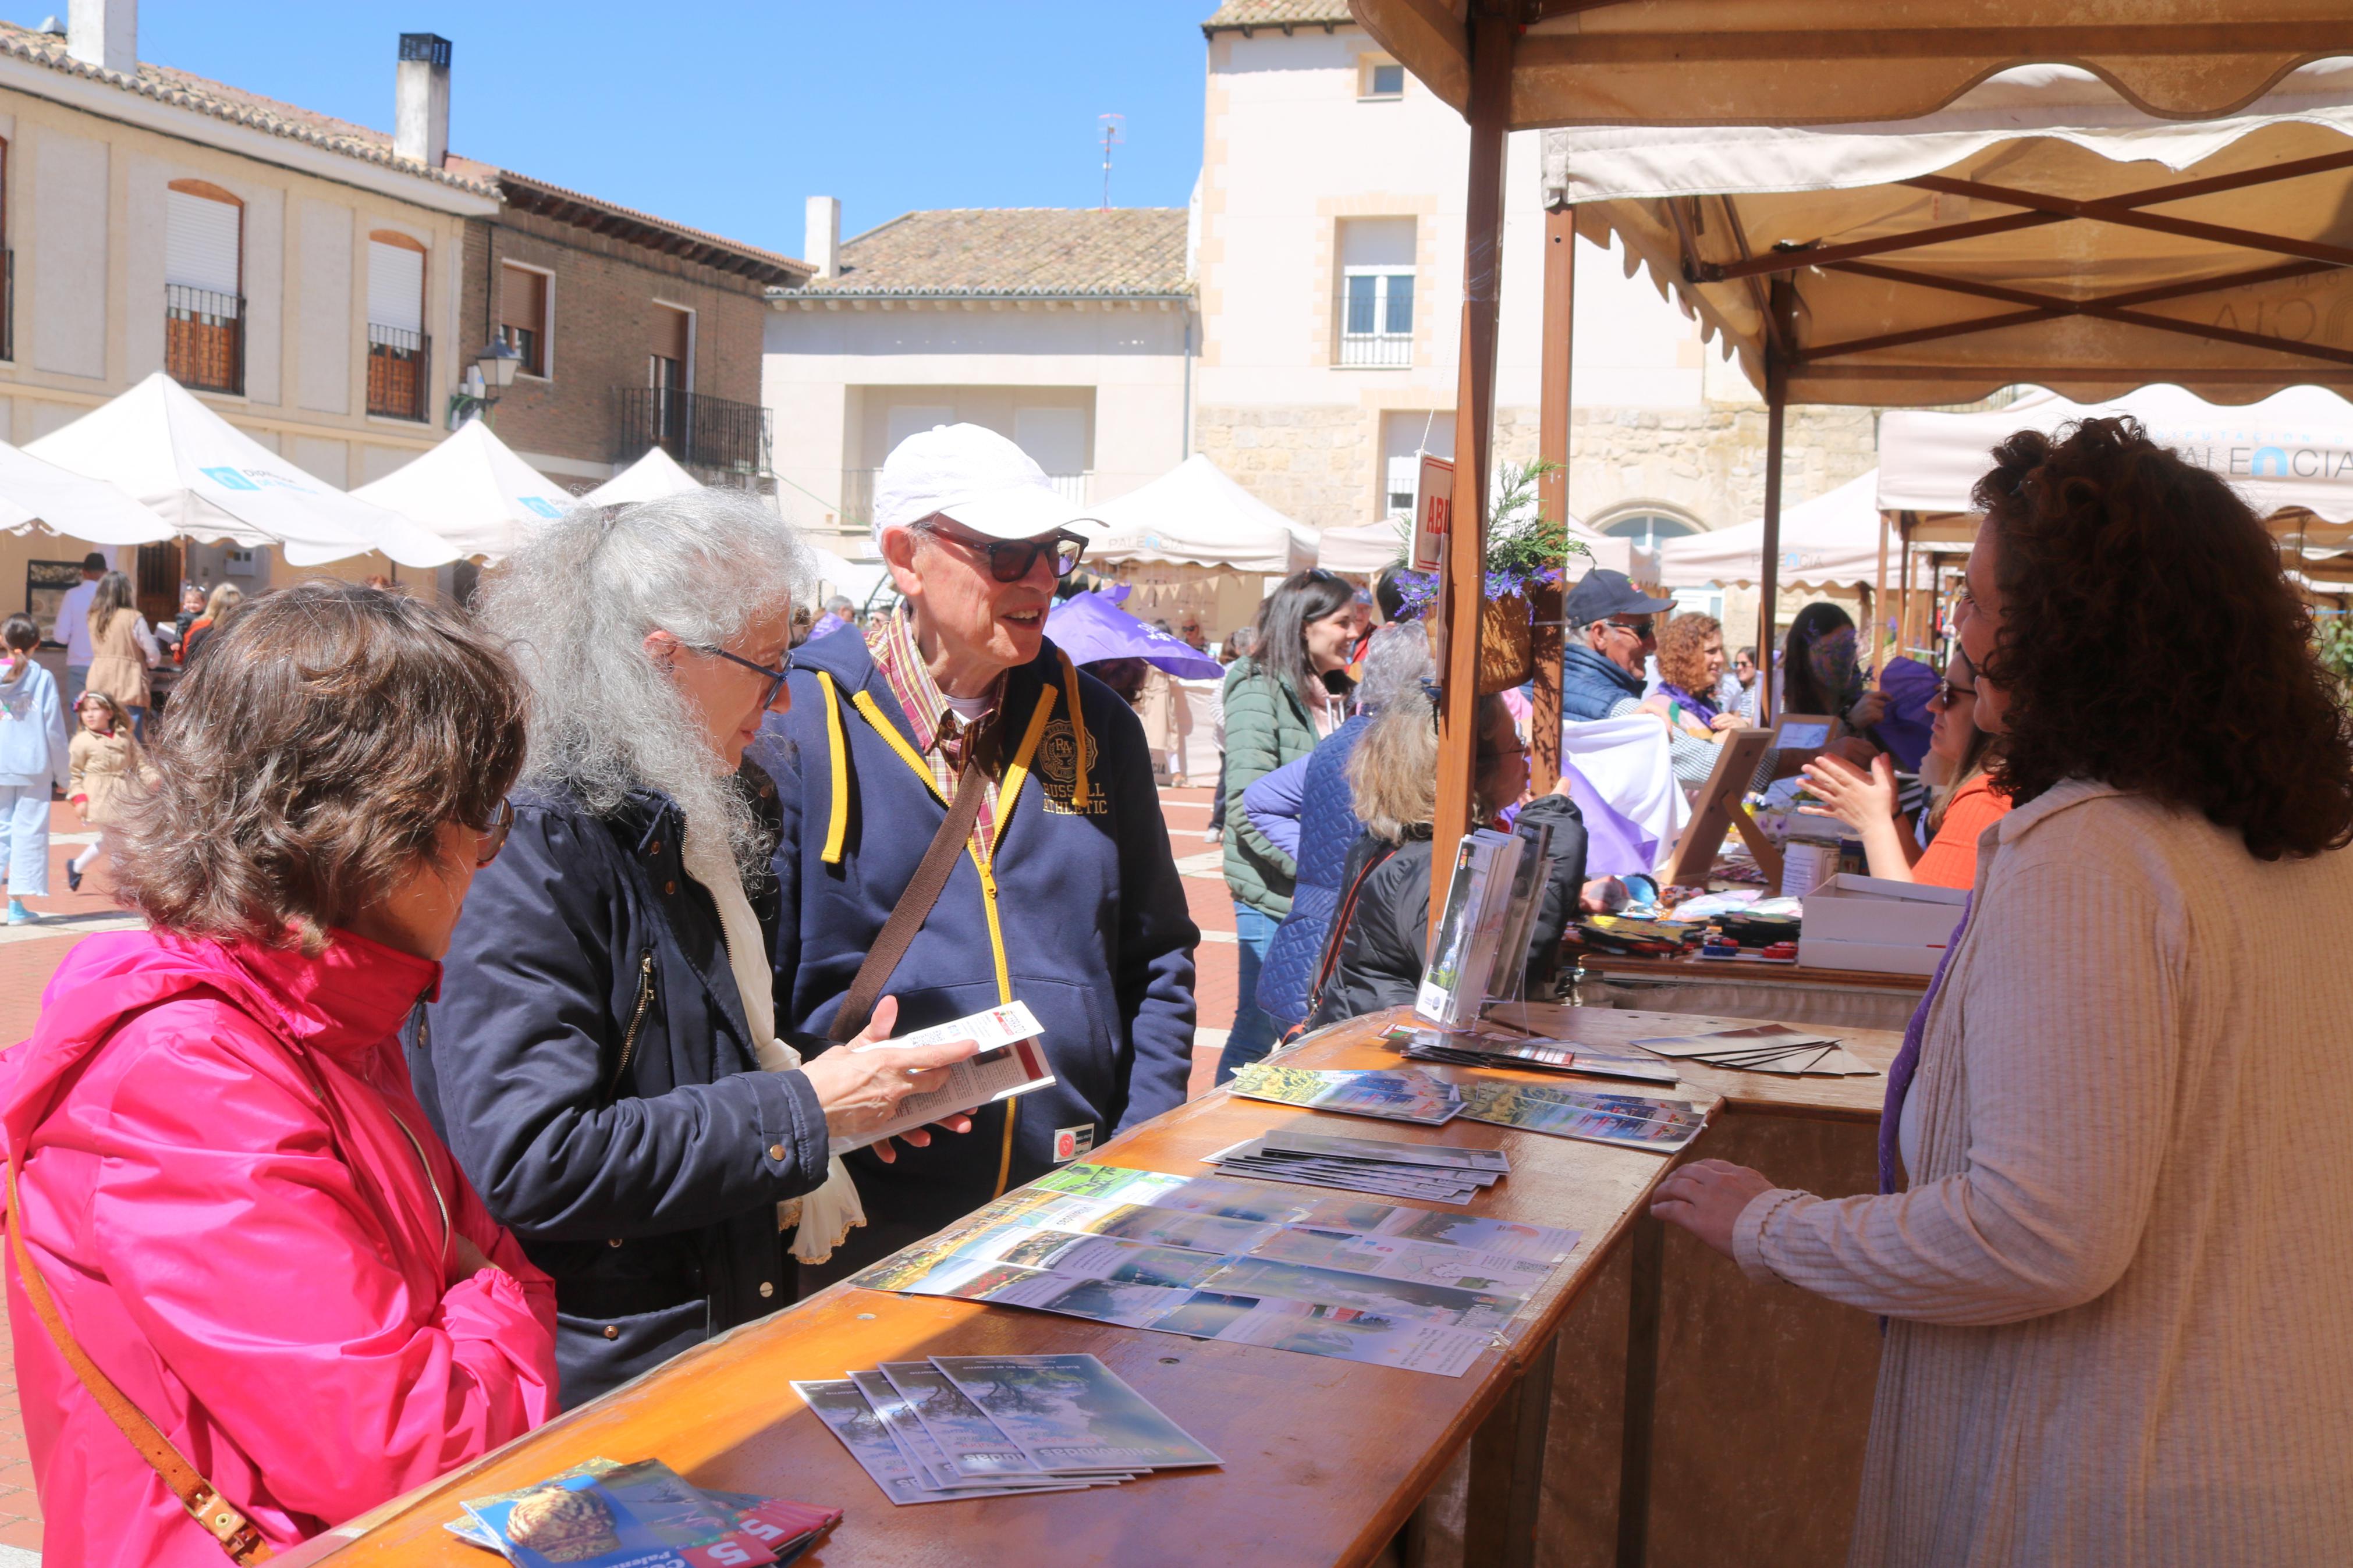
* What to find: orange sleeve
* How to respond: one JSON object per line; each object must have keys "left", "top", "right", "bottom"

{"left": 1911, "top": 777, "right": 2012, "bottom": 890}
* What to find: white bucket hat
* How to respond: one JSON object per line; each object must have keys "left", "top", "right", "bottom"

{"left": 871, "top": 422, "right": 1106, "bottom": 547}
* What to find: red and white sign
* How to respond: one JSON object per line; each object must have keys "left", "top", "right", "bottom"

{"left": 1410, "top": 452, "right": 1454, "bottom": 573}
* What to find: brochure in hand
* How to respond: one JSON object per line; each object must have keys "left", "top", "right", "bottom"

{"left": 1457, "top": 1080, "right": 1706, "bottom": 1152}
{"left": 830, "top": 1000, "right": 1057, "bottom": 1155}
{"left": 800, "top": 1359, "right": 1219, "bottom": 1503}
{"left": 1227, "top": 1063, "right": 1463, "bottom": 1125}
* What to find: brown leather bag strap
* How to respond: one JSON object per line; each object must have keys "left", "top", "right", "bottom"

{"left": 5, "top": 1153, "right": 272, "bottom": 1562}
{"left": 828, "top": 759, "right": 990, "bottom": 1044}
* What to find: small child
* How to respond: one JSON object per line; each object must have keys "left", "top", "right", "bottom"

{"left": 66, "top": 691, "right": 150, "bottom": 893}
{"left": 0, "top": 613, "right": 70, "bottom": 924}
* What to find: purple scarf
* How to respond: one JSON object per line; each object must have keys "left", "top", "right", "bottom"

{"left": 1655, "top": 680, "right": 1718, "bottom": 726}
{"left": 1878, "top": 895, "right": 1972, "bottom": 1194}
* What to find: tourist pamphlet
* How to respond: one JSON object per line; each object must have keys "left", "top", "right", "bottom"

{"left": 1384, "top": 1024, "right": 1682, "bottom": 1085}
{"left": 1227, "top": 1062, "right": 1463, "bottom": 1125}
{"left": 1457, "top": 1080, "right": 1706, "bottom": 1153}
{"left": 1201, "top": 1132, "right": 1503, "bottom": 1204}
{"left": 831, "top": 1000, "right": 1057, "bottom": 1155}
{"left": 1626, "top": 1023, "right": 1879, "bottom": 1077}
{"left": 801, "top": 1357, "right": 1217, "bottom": 1503}
{"left": 1485, "top": 817, "right": 1554, "bottom": 1008}
{"left": 452, "top": 1456, "right": 839, "bottom": 1566}
{"left": 847, "top": 1163, "right": 1584, "bottom": 1377}
{"left": 1417, "top": 830, "right": 1524, "bottom": 1027}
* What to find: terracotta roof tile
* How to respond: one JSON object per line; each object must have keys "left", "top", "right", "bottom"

{"left": 1201, "top": 1, "right": 1357, "bottom": 33}
{"left": 785, "top": 208, "right": 1191, "bottom": 298}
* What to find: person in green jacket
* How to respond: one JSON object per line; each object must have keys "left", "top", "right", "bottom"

{"left": 1218, "top": 568, "right": 1359, "bottom": 1081}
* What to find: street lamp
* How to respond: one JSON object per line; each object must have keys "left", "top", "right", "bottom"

{"left": 449, "top": 338, "right": 526, "bottom": 428}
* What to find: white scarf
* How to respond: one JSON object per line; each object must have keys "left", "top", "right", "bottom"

{"left": 679, "top": 823, "right": 866, "bottom": 1265}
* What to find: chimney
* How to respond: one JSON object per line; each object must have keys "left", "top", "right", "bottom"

{"left": 805, "top": 196, "right": 841, "bottom": 280}
{"left": 395, "top": 33, "right": 452, "bottom": 169}
{"left": 65, "top": 0, "right": 134, "bottom": 74}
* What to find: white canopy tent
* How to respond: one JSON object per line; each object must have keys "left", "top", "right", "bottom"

{"left": 1879, "top": 385, "right": 2353, "bottom": 523}
{"left": 1656, "top": 470, "right": 1887, "bottom": 589}
{"left": 582, "top": 445, "right": 704, "bottom": 507}
{"left": 1089, "top": 456, "right": 1318, "bottom": 575}
{"left": 1317, "top": 513, "right": 1642, "bottom": 580}
{"left": 351, "top": 417, "right": 575, "bottom": 563}
{"left": 0, "top": 441, "right": 187, "bottom": 545}
{"left": 808, "top": 550, "right": 895, "bottom": 608}
{"left": 27, "top": 374, "right": 457, "bottom": 567}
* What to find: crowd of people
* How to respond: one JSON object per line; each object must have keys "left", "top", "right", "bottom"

{"left": 1, "top": 414, "right": 2347, "bottom": 1559}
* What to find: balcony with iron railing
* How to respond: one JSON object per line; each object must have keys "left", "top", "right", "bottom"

{"left": 365, "top": 324, "right": 431, "bottom": 421}
{"left": 611, "top": 386, "right": 771, "bottom": 478}
{"left": 165, "top": 284, "right": 243, "bottom": 394}
{"left": 839, "top": 468, "right": 1089, "bottom": 529}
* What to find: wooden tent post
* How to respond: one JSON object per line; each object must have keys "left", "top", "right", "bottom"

{"left": 1429, "top": 3, "right": 1516, "bottom": 943}
{"left": 1872, "top": 506, "right": 1891, "bottom": 674}
{"left": 1755, "top": 283, "right": 1795, "bottom": 724}
{"left": 1532, "top": 201, "right": 1576, "bottom": 795}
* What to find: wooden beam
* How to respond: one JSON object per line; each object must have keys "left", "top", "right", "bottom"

{"left": 1431, "top": 3, "right": 1515, "bottom": 947}
{"left": 1756, "top": 279, "right": 1795, "bottom": 726}
{"left": 1905, "top": 170, "right": 2353, "bottom": 269}
{"left": 1532, "top": 201, "right": 1575, "bottom": 796}
{"left": 1699, "top": 210, "right": 2065, "bottom": 282}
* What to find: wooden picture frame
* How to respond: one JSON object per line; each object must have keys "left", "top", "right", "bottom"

{"left": 1662, "top": 723, "right": 1784, "bottom": 888}
{"left": 1766, "top": 712, "right": 1840, "bottom": 769}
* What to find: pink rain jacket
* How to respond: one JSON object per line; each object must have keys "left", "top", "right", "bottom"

{"left": 1, "top": 928, "right": 559, "bottom": 1564}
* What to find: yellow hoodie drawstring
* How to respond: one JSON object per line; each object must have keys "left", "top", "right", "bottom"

{"left": 1056, "top": 650, "right": 1091, "bottom": 810}
{"left": 817, "top": 671, "right": 849, "bottom": 865}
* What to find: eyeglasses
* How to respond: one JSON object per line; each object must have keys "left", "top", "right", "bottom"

{"left": 473, "top": 798, "right": 514, "bottom": 867}
{"left": 688, "top": 642, "right": 794, "bottom": 710}
{"left": 917, "top": 522, "right": 1091, "bottom": 584}
{"left": 1936, "top": 678, "right": 1978, "bottom": 706}
{"left": 1605, "top": 616, "right": 1656, "bottom": 639}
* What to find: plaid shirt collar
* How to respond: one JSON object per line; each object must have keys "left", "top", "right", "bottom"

{"left": 865, "top": 605, "right": 1006, "bottom": 771}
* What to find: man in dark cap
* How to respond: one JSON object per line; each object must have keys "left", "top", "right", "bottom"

{"left": 1557, "top": 567, "right": 1732, "bottom": 789}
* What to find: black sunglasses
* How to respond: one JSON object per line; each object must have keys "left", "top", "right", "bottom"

{"left": 690, "top": 642, "right": 794, "bottom": 710}
{"left": 918, "top": 522, "right": 1090, "bottom": 584}
{"left": 1937, "top": 678, "right": 1978, "bottom": 706}
{"left": 473, "top": 798, "right": 514, "bottom": 867}
{"left": 1606, "top": 615, "right": 1656, "bottom": 638}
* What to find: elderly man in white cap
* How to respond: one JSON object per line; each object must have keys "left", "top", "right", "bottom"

{"left": 754, "top": 423, "right": 1201, "bottom": 1282}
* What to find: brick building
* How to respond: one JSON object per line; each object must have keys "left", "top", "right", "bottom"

{"left": 460, "top": 170, "right": 810, "bottom": 494}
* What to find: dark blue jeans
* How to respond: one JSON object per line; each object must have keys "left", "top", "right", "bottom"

{"left": 1215, "top": 901, "right": 1282, "bottom": 1083}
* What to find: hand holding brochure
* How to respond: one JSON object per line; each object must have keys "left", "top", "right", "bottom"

{"left": 830, "top": 1000, "right": 1056, "bottom": 1155}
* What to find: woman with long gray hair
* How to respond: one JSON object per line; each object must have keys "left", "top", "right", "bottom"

{"left": 408, "top": 490, "right": 978, "bottom": 1408}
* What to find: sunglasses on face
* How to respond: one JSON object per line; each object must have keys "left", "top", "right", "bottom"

{"left": 690, "top": 641, "right": 794, "bottom": 710}
{"left": 1937, "top": 678, "right": 1977, "bottom": 706}
{"left": 1606, "top": 616, "right": 1655, "bottom": 638}
{"left": 919, "top": 522, "right": 1090, "bottom": 584}
{"left": 472, "top": 798, "right": 514, "bottom": 867}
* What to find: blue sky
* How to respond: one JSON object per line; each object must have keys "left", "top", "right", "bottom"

{"left": 10, "top": 1, "right": 1212, "bottom": 256}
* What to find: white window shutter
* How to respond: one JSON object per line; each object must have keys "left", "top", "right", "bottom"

{"left": 367, "top": 241, "right": 425, "bottom": 333}
{"left": 165, "top": 190, "right": 241, "bottom": 298}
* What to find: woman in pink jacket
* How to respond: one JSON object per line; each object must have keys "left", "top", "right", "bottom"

{"left": 2, "top": 581, "right": 559, "bottom": 1564}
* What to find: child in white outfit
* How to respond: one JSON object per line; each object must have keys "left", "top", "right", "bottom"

{"left": 0, "top": 613, "right": 70, "bottom": 923}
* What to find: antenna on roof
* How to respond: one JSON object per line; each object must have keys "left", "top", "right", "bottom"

{"left": 1098, "top": 113, "right": 1124, "bottom": 211}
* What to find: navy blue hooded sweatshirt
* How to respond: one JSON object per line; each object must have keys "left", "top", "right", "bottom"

{"left": 750, "top": 627, "right": 1198, "bottom": 1270}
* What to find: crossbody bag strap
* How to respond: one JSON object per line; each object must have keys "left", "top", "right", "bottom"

{"left": 5, "top": 1153, "right": 272, "bottom": 1562}
{"left": 1297, "top": 840, "right": 1399, "bottom": 1026}
{"left": 827, "top": 759, "right": 990, "bottom": 1045}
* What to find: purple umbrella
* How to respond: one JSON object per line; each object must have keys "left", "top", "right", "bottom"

{"left": 1046, "top": 591, "right": 1225, "bottom": 679}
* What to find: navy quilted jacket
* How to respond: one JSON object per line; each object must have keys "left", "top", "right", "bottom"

{"left": 1254, "top": 713, "right": 1372, "bottom": 1027}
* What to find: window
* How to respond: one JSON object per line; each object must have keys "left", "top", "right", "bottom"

{"left": 1603, "top": 510, "right": 1700, "bottom": 552}
{"left": 1014, "top": 406, "right": 1088, "bottom": 502}
{"left": 165, "top": 180, "right": 243, "bottom": 393}
{"left": 498, "top": 262, "right": 550, "bottom": 377}
{"left": 648, "top": 303, "right": 691, "bottom": 450}
{"left": 1381, "top": 410, "right": 1454, "bottom": 518}
{"left": 1361, "top": 58, "right": 1406, "bottom": 99}
{"left": 365, "top": 232, "right": 428, "bottom": 420}
{"left": 1337, "top": 218, "right": 1415, "bottom": 367}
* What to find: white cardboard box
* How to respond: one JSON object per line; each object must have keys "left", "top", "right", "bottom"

{"left": 1798, "top": 873, "right": 1968, "bottom": 975}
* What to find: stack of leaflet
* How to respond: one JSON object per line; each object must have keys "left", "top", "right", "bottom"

{"left": 851, "top": 1163, "right": 1584, "bottom": 1377}
{"left": 1228, "top": 1062, "right": 1463, "bottom": 1123}
{"left": 797, "top": 1354, "right": 1218, "bottom": 1503}
{"left": 1457, "top": 1080, "right": 1707, "bottom": 1153}
{"left": 1628, "top": 1023, "right": 1879, "bottom": 1076}
{"left": 1384, "top": 1024, "right": 1681, "bottom": 1085}
{"left": 449, "top": 1458, "right": 837, "bottom": 1566}
{"left": 1202, "top": 1128, "right": 1509, "bottom": 1204}
{"left": 1417, "top": 818, "right": 1556, "bottom": 1026}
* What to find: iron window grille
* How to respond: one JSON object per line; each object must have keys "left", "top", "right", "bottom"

{"left": 1339, "top": 269, "right": 1414, "bottom": 367}
{"left": 165, "top": 284, "right": 243, "bottom": 393}
{"left": 611, "top": 386, "right": 772, "bottom": 478}
{"left": 365, "top": 325, "right": 431, "bottom": 421}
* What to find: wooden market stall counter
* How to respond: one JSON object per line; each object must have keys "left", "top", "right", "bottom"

{"left": 293, "top": 1005, "right": 1898, "bottom": 1568}
{"left": 1576, "top": 950, "right": 1928, "bottom": 1034}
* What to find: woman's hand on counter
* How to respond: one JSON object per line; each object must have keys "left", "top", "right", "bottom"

{"left": 803, "top": 996, "right": 980, "bottom": 1162}
{"left": 1651, "top": 1158, "right": 1776, "bottom": 1258}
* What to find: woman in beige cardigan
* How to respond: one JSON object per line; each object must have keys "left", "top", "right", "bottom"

{"left": 82, "top": 570, "right": 158, "bottom": 734}
{"left": 1654, "top": 417, "right": 2353, "bottom": 1566}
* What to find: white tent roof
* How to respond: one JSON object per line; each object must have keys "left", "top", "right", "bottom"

{"left": 1545, "top": 61, "right": 2353, "bottom": 406}
{"left": 1655, "top": 470, "right": 1887, "bottom": 589}
{"left": 808, "top": 549, "right": 895, "bottom": 606}
{"left": 1089, "top": 456, "right": 1318, "bottom": 575}
{"left": 581, "top": 446, "right": 704, "bottom": 507}
{"left": 26, "top": 374, "right": 458, "bottom": 567}
{"left": 0, "top": 440, "right": 182, "bottom": 546}
{"left": 1878, "top": 385, "right": 2353, "bottom": 523}
{"left": 351, "top": 418, "right": 575, "bottom": 563}
{"left": 1316, "top": 521, "right": 1404, "bottom": 575}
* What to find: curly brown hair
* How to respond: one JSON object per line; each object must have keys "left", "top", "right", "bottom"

{"left": 1655, "top": 611, "right": 1722, "bottom": 697}
{"left": 111, "top": 581, "right": 527, "bottom": 952}
{"left": 1972, "top": 417, "right": 2353, "bottom": 860}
